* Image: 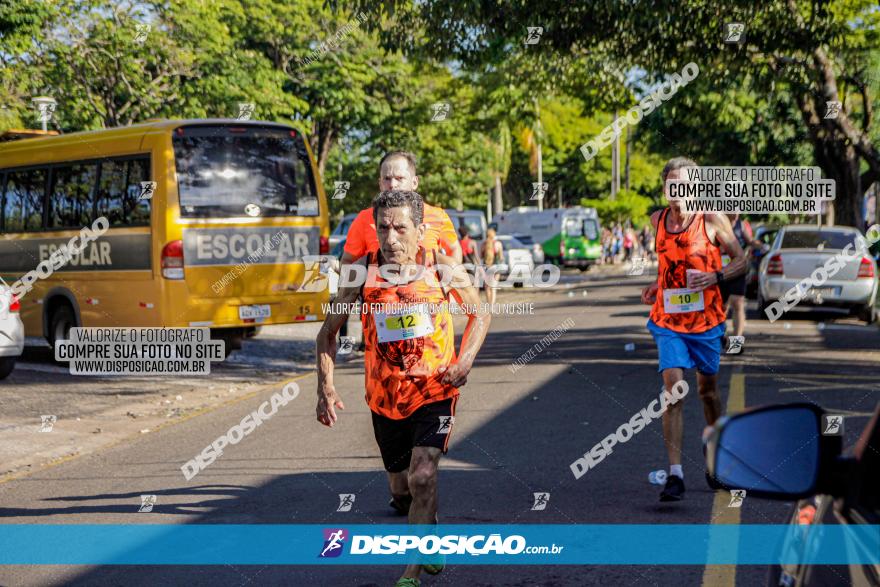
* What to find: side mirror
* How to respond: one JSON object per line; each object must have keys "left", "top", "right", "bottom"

{"left": 706, "top": 403, "right": 842, "bottom": 500}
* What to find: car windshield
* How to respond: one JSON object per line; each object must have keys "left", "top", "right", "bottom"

{"left": 513, "top": 234, "right": 535, "bottom": 245}
{"left": 498, "top": 235, "right": 526, "bottom": 248}
{"left": 332, "top": 217, "right": 354, "bottom": 237}
{"left": 780, "top": 230, "right": 856, "bottom": 250}
{"left": 563, "top": 217, "right": 582, "bottom": 236}
{"left": 584, "top": 219, "right": 599, "bottom": 240}
{"left": 450, "top": 214, "right": 484, "bottom": 240}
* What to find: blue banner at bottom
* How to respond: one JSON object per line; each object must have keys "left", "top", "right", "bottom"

{"left": 0, "top": 524, "right": 877, "bottom": 565}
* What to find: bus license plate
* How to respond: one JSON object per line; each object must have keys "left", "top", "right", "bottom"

{"left": 239, "top": 304, "right": 271, "bottom": 320}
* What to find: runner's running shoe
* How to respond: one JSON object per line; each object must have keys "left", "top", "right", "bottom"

{"left": 660, "top": 475, "right": 685, "bottom": 501}
{"left": 422, "top": 555, "right": 445, "bottom": 575}
{"left": 389, "top": 495, "right": 412, "bottom": 516}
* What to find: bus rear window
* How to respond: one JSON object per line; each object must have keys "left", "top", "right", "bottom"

{"left": 172, "top": 125, "right": 318, "bottom": 218}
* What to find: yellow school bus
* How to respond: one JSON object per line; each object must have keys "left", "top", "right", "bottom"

{"left": 0, "top": 119, "right": 330, "bottom": 354}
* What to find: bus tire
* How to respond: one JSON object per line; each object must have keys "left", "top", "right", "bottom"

{"left": 0, "top": 357, "right": 15, "bottom": 380}
{"left": 48, "top": 305, "right": 77, "bottom": 349}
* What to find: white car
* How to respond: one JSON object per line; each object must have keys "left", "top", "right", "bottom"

{"left": 0, "top": 284, "right": 24, "bottom": 379}
{"left": 757, "top": 225, "right": 878, "bottom": 323}
{"left": 509, "top": 233, "right": 545, "bottom": 264}
{"left": 495, "top": 235, "right": 536, "bottom": 287}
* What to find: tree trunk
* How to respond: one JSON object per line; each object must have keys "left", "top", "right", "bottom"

{"left": 624, "top": 126, "right": 631, "bottom": 192}
{"left": 493, "top": 174, "right": 503, "bottom": 218}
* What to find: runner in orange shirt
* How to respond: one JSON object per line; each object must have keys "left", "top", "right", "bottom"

{"left": 317, "top": 190, "right": 490, "bottom": 586}
{"left": 641, "top": 157, "right": 746, "bottom": 501}
{"left": 340, "top": 151, "right": 462, "bottom": 264}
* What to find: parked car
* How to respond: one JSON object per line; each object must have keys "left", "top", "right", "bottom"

{"left": 757, "top": 225, "right": 878, "bottom": 323}
{"left": 445, "top": 209, "right": 488, "bottom": 253}
{"left": 705, "top": 401, "right": 880, "bottom": 586}
{"left": 510, "top": 233, "right": 546, "bottom": 264}
{"left": 0, "top": 284, "right": 24, "bottom": 380}
{"left": 494, "top": 234, "right": 536, "bottom": 287}
{"left": 745, "top": 225, "right": 779, "bottom": 299}
{"left": 329, "top": 213, "right": 357, "bottom": 250}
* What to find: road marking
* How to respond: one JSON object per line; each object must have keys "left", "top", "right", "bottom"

{"left": 0, "top": 371, "right": 317, "bottom": 485}
{"left": 779, "top": 381, "right": 878, "bottom": 393}
{"left": 745, "top": 372, "right": 878, "bottom": 380}
{"left": 701, "top": 371, "right": 745, "bottom": 587}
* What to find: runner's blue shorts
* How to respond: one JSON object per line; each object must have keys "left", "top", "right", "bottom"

{"left": 646, "top": 320, "right": 725, "bottom": 375}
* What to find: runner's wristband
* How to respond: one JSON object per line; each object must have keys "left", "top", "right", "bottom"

{"left": 715, "top": 271, "right": 725, "bottom": 284}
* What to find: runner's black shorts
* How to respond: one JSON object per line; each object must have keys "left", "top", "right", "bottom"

{"left": 720, "top": 274, "right": 746, "bottom": 301}
{"left": 371, "top": 397, "right": 458, "bottom": 473}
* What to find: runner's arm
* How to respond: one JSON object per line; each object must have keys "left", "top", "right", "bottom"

{"left": 641, "top": 211, "right": 663, "bottom": 304}
{"left": 437, "top": 254, "right": 491, "bottom": 387}
{"left": 742, "top": 221, "right": 763, "bottom": 250}
{"left": 438, "top": 212, "right": 463, "bottom": 262}
{"left": 315, "top": 261, "right": 364, "bottom": 426}
{"left": 704, "top": 214, "right": 747, "bottom": 283}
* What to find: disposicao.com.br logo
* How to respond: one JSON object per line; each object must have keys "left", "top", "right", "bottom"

{"left": 317, "top": 528, "right": 563, "bottom": 558}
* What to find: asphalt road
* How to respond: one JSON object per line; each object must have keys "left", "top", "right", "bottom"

{"left": 0, "top": 266, "right": 877, "bottom": 587}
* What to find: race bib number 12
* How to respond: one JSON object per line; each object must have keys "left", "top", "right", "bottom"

{"left": 663, "top": 288, "right": 705, "bottom": 314}
{"left": 374, "top": 307, "right": 435, "bottom": 343}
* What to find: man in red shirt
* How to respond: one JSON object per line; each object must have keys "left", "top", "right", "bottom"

{"left": 458, "top": 224, "right": 479, "bottom": 265}
{"left": 340, "top": 151, "right": 462, "bottom": 264}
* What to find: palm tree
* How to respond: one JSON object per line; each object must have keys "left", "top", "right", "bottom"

{"left": 517, "top": 99, "right": 545, "bottom": 210}
{"left": 489, "top": 123, "right": 512, "bottom": 217}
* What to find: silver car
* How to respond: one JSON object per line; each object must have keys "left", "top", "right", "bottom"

{"left": 0, "top": 284, "right": 24, "bottom": 379}
{"left": 757, "top": 225, "right": 878, "bottom": 323}
{"left": 495, "top": 235, "right": 536, "bottom": 287}
{"left": 329, "top": 212, "right": 357, "bottom": 251}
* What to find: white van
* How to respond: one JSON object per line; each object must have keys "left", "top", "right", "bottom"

{"left": 492, "top": 206, "right": 602, "bottom": 268}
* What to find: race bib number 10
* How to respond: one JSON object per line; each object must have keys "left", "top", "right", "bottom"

{"left": 374, "top": 307, "right": 435, "bottom": 343}
{"left": 663, "top": 288, "right": 705, "bottom": 314}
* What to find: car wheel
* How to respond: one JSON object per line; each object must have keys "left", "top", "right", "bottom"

{"left": 0, "top": 357, "right": 15, "bottom": 380}
{"left": 856, "top": 303, "right": 877, "bottom": 324}
{"left": 48, "top": 304, "right": 76, "bottom": 349}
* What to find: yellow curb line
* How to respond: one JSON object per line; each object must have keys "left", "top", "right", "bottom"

{"left": 700, "top": 371, "right": 745, "bottom": 587}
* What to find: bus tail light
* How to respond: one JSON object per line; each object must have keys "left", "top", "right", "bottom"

{"left": 857, "top": 257, "right": 875, "bottom": 279}
{"left": 161, "top": 240, "right": 185, "bottom": 279}
{"left": 319, "top": 235, "right": 329, "bottom": 255}
{"left": 766, "top": 254, "right": 784, "bottom": 275}
{"left": 9, "top": 294, "right": 20, "bottom": 313}
{"left": 559, "top": 239, "right": 565, "bottom": 259}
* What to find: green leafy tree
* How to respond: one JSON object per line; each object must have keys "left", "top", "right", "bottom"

{"left": 358, "top": 0, "right": 880, "bottom": 227}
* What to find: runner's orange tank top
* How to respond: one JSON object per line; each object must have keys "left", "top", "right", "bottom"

{"left": 361, "top": 249, "right": 457, "bottom": 419}
{"left": 649, "top": 208, "right": 725, "bottom": 333}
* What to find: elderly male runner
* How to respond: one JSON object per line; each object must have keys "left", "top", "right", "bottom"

{"left": 316, "top": 190, "right": 491, "bottom": 586}
{"left": 641, "top": 157, "right": 746, "bottom": 501}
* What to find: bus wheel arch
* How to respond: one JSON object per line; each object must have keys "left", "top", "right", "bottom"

{"left": 43, "top": 290, "right": 81, "bottom": 348}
